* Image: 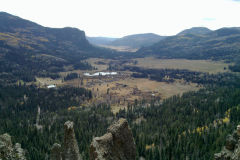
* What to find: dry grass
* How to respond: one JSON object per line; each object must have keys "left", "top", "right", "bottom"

{"left": 37, "top": 67, "right": 201, "bottom": 113}
{"left": 98, "top": 45, "right": 138, "bottom": 52}
{"left": 86, "top": 58, "right": 110, "bottom": 71}
{"left": 111, "top": 105, "right": 128, "bottom": 114}
{"left": 68, "top": 75, "right": 200, "bottom": 108}
{"left": 36, "top": 77, "right": 63, "bottom": 87}
{"left": 131, "top": 57, "right": 231, "bottom": 74}
{"left": 39, "top": 56, "right": 219, "bottom": 113}
{"left": 115, "top": 78, "right": 199, "bottom": 99}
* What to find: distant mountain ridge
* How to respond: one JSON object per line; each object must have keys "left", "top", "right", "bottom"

{"left": 0, "top": 12, "right": 118, "bottom": 83}
{"left": 177, "top": 27, "right": 212, "bottom": 35}
{"left": 137, "top": 27, "right": 240, "bottom": 61}
{"left": 87, "top": 33, "right": 166, "bottom": 49}
{"left": 0, "top": 12, "right": 94, "bottom": 56}
{"left": 87, "top": 36, "right": 118, "bottom": 46}
{"left": 1, "top": 11, "right": 240, "bottom": 82}
{"left": 109, "top": 33, "right": 166, "bottom": 48}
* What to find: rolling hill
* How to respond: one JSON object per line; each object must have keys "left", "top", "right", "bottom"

{"left": 86, "top": 36, "right": 118, "bottom": 46}
{"left": 177, "top": 27, "right": 212, "bottom": 35}
{"left": 109, "top": 33, "right": 166, "bottom": 49}
{"left": 137, "top": 27, "right": 240, "bottom": 61}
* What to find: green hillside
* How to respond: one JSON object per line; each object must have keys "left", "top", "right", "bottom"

{"left": 0, "top": 12, "right": 119, "bottom": 83}
{"left": 138, "top": 27, "right": 240, "bottom": 62}
{"left": 109, "top": 33, "right": 166, "bottom": 48}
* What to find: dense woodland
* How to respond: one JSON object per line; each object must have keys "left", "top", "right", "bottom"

{"left": 119, "top": 87, "right": 240, "bottom": 159}
{"left": 126, "top": 66, "right": 240, "bottom": 87}
{"left": 0, "top": 72, "right": 240, "bottom": 159}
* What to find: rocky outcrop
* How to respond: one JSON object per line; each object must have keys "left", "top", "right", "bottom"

{"left": 62, "top": 121, "right": 81, "bottom": 160}
{"left": 50, "top": 143, "right": 62, "bottom": 160}
{"left": 90, "top": 118, "right": 136, "bottom": 160}
{"left": 50, "top": 119, "right": 136, "bottom": 160}
{"left": 0, "top": 133, "right": 26, "bottom": 160}
{"left": 214, "top": 125, "right": 240, "bottom": 160}
{"left": 50, "top": 121, "right": 82, "bottom": 160}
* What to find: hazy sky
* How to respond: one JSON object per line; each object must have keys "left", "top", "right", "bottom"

{"left": 1, "top": 0, "right": 240, "bottom": 37}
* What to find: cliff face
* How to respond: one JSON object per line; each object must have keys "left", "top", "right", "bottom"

{"left": 214, "top": 125, "right": 240, "bottom": 160}
{"left": 0, "top": 133, "right": 26, "bottom": 160}
{"left": 90, "top": 118, "right": 136, "bottom": 160}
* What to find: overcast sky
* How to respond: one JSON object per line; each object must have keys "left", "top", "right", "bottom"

{"left": 1, "top": 0, "right": 240, "bottom": 37}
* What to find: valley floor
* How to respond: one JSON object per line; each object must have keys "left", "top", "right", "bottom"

{"left": 129, "top": 57, "right": 231, "bottom": 73}
{"left": 35, "top": 57, "right": 231, "bottom": 112}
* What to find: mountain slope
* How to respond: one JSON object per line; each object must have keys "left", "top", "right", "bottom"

{"left": 0, "top": 12, "right": 118, "bottom": 83}
{"left": 87, "top": 36, "right": 118, "bottom": 46}
{"left": 109, "top": 33, "right": 166, "bottom": 49}
{"left": 177, "top": 27, "right": 212, "bottom": 35}
{"left": 137, "top": 27, "right": 240, "bottom": 61}
{"left": 0, "top": 12, "right": 103, "bottom": 61}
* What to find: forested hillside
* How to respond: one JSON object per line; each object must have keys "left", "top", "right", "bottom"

{"left": 0, "top": 72, "right": 240, "bottom": 159}
{"left": 0, "top": 12, "right": 120, "bottom": 84}
{"left": 137, "top": 27, "right": 240, "bottom": 62}
{"left": 109, "top": 33, "right": 166, "bottom": 48}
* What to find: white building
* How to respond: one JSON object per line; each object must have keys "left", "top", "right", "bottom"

{"left": 47, "top": 84, "right": 56, "bottom": 89}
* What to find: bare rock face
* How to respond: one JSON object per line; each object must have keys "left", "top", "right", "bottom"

{"left": 214, "top": 125, "right": 240, "bottom": 160}
{"left": 90, "top": 118, "right": 136, "bottom": 160}
{"left": 50, "top": 121, "right": 82, "bottom": 160}
{"left": 0, "top": 133, "right": 26, "bottom": 160}
{"left": 62, "top": 121, "right": 82, "bottom": 160}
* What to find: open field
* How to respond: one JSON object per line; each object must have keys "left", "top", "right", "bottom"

{"left": 118, "top": 78, "right": 200, "bottom": 99}
{"left": 64, "top": 73, "right": 200, "bottom": 113}
{"left": 130, "top": 57, "right": 231, "bottom": 73}
{"left": 37, "top": 57, "right": 226, "bottom": 113}
{"left": 86, "top": 58, "right": 110, "bottom": 71}
{"left": 36, "top": 77, "right": 63, "bottom": 87}
{"left": 98, "top": 45, "right": 138, "bottom": 52}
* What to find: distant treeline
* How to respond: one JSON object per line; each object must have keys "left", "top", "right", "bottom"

{"left": 229, "top": 64, "right": 240, "bottom": 72}
{"left": 124, "top": 66, "right": 240, "bottom": 87}
{"left": 64, "top": 73, "right": 80, "bottom": 81}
